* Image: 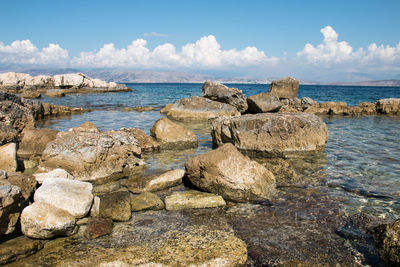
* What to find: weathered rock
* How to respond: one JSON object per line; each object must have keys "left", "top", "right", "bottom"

{"left": 268, "top": 76, "right": 300, "bottom": 99}
{"left": 0, "top": 179, "right": 22, "bottom": 235}
{"left": 212, "top": 113, "right": 328, "bottom": 157}
{"left": 163, "top": 96, "right": 241, "bottom": 120}
{"left": 355, "top": 102, "right": 377, "bottom": 115}
{"left": 91, "top": 191, "right": 131, "bottom": 221}
{"left": 185, "top": 143, "right": 276, "bottom": 202}
{"left": 123, "top": 169, "right": 185, "bottom": 193}
{"left": 247, "top": 93, "right": 282, "bottom": 113}
{"left": 21, "top": 202, "right": 77, "bottom": 239}
{"left": 84, "top": 217, "right": 113, "bottom": 239}
{"left": 376, "top": 98, "right": 400, "bottom": 115}
{"left": 150, "top": 118, "right": 198, "bottom": 149}
{"left": 202, "top": 81, "right": 248, "bottom": 113}
{"left": 21, "top": 91, "right": 41, "bottom": 99}
{"left": 6, "top": 172, "right": 36, "bottom": 200}
{"left": 34, "top": 178, "right": 93, "bottom": 218}
{"left": 0, "top": 170, "right": 6, "bottom": 179}
{"left": 165, "top": 191, "right": 226, "bottom": 210}
{"left": 122, "top": 106, "right": 158, "bottom": 112}
{"left": 257, "top": 158, "right": 300, "bottom": 187}
{"left": 33, "top": 168, "right": 74, "bottom": 184}
{"left": 0, "top": 236, "right": 45, "bottom": 265}
{"left": 0, "top": 143, "right": 17, "bottom": 172}
{"left": 301, "top": 97, "right": 318, "bottom": 108}
{"left": 121, "top": 128, "right": 159, "bottom": 152}
{"left": 44, "top": 89, "right": 65, "bottom": 98}
{"left": 131, "top": 192, "right": 164, "bottom": 211}
{"left": 370, "top": 219, "right": 400, "bottom": 265}
{"left": 160, "top": 103, "right": 173, "bottom": 114}
{"left": 40, "top": 122, "right": 144, "bottom": 184}
{"left": 17, "top": 128, "right": 59, "bottom": 159}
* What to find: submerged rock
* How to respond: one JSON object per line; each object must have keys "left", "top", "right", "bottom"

{"left": 91, "top": 191, "right": 131, "bottom": 221}
{"left": 268, "top": 76, "right": 300, "bottom": 99}
{"left": 84, "top": 217, "right": 113, "bottom": 239}
{"left": 185, "top": 143, "right": 276, "bottom": 202}
{"left": 131, "top": 192, "right": 164, "bottom": 211}
{"left": 212, "top": 113, "right": 328, "bottom": 157}
{"left": 0, "top": 236, "right": 45, "bottom": 265}
{"left": 165, "top": 190, "right": 226, "bottom": 210}
{"left": 202, "top": 80, "right": 248, "bottom": 113}
{"left": 247, "top": 93, "right": 282, "bottom": 113}
{"left": 0, "top": 143, "right": 17, "bottom": 172}
{"left": 370, "top": 219, "right": 400, "bottom": 265}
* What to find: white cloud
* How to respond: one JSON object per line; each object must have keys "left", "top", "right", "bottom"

{"left": 0, "top": 40, "right": 68, "bottom": 65}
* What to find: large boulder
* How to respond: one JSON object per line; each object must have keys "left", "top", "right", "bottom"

{"left": 0, "top": 143, "right": 17, "bottom": 172}
{"left": 212, "top": 113, "right": 328, "bottom": 157}
{"left": 268, "top": 76, "right": 300, "bottom": 99}
{"left": 20, "top": 202, "right": 77, "bottom": 239}
{"left": 202, "top": 81, "right": 248, "bottom": 113}
{"left": 120, "top": 128, "right": 160, "bottom": 152}
{"left": 163, "top": 96, "right": 240, "bottom": 120}
{"left": 376, "top": 98, "right": 400, "bottom": 115}
{"left": 150, "top": 118, "right": 198, "bottom": 149}
{"left": 34, "top": 178, "right": 93, "bottom": 218}
{"left": 17, "top": 128, "right": 59, "bottom": 159}
{"left": 165, "top": 191, "right": 226, "bottom": 210}
{"left": 247, "top": 93, "right": 282, "bottom": 113}
{"left": 39, "top": 122, "right": 145, "bottom": 184}
{"left": 185, "top": 143, "right": 276, "bottom": 202}
{"left": 370, "top": 219, "right": 400, "bottom": 265}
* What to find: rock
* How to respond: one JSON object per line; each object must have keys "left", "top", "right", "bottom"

{"left": 91, "top": 191, "right": 131, "bottom": 221}
{"left": 185, "top": 143, "right": 276, "bottom": 202}
{"left": 268, "top": 76, "right": 300, "bottom": 99}
{"left": 84, "top": 217, "right": 113, "bottom": 239}
{"left": 0, "top": 143, "right": 17, "bottom": 172}
{"left": 33, "top": 168, "right": 74, "bottom": 184}
{"left": 120, "top": 128, "right": 159, "bottom": 152}
{"left": 40, "top": 122, "right": 144, "bottom": 184}
{"left": 202, "top": 81, "right": 248, "bottom": 113}
{"left": 0, "top": 72, "right": 31, "bottom": 90}
{"left": 376, "top": 98, "right": 400, "bottom": 115}
{"left": 370, "top": 219, "right": 400, "bottom": 265}
{"left": 20, "top": 202, "right": 78, "bottom": 239}
{"left": 150, "top": 118, "right": 198, "bottom": 149}
{"left": 122, "top": 106, "right": 158, "bottom": 112}
{"left": 163, "top": 96, "right": 241, "bottom": 120}
{"left": 17, "top": 128, "right": 59, "bottom": 159}
{"left": 0, "top": 236, "right": 45, "bottom": 265}
{"left": 44, "top": 89, "right": 65, "bottom": 98}
{"left": 355, "top": 102, "right": 377, "bottom": 115}
{"left": 301, "top": 97, "right": 318, "bottom": 108}
{"left": 131, "top": 192, "right": 165, "bottom": 211}
{"left": 6, "top": 172, "right": 36, "bottom": 200}
{"left": 21, "top": 91, "right": 41, "bottom": 99}
{"left": 0, "top": 179, "right": 22, "bottom": 235}
{"left": 34, "top": 178, "right": 93, "bottom": 218}
{"left": 257, "top": 158, "right": 300, "bottom": 187}
{"left": 247, "top": 93, "right": 282, "bottom": 113}
{"left": 123, "top": 169, "right": 185, "bottom": 193}
{"left": 160, "top": 103, "right": 173, "bottom": 114}
{"left": 165, "top": 191, "right": 226, "bottom": 210}
{"left": 279, "top": 97, "right": 303, "bottom": 112}
{"left": 0, "top": 170, "right": 6, "bottom": 179}
{"left": 211, "top": 113, "right": 329, "bottom": 157}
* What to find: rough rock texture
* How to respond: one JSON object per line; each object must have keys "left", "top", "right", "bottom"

{"left": 0, "top": 179, "right": 22, "bottom": 235}
{"left": 123, "top": 169, "right": 185, "bottom": 193}
{"left": 21, "top": 91, "right": 41, "bottom": 99}
{"left": 6, "top": 172, "right": 36, "bottom": 201}
{"left": 17, "top": 128, "right": 59, "bottom": 159}
{"left": 376, "top": 98, "right": 400, "bottom": 115}
{"left": 84, "top": 217, "right": 113, "bottom": 239}
{"left": 40, "top": 122, "right": 144, "bottom": 184}
{"left": 33, "top": 168, "right": 74, "bottom": 184}
{"left": 131, "top": 192, "right": 165, "bottom": 211}
{"left": 0, "top": 236, "right": 45, "bottom": 265}
{"left": 34, "top": 178, "right": 93, "bottom": 218}
{"left": 185, "top": 143, "right": 276, "bottom": 202}
{"left": 202, "top": 81, "right": 248, "bottom": 113}
{"left": 0, "top": 143, "right": 17, "bottom": 172}
{"left": 212, "top": 113, "right": 329, "bottom": 157}
{"left": 257, "top": 158, "right": 300, "bottom": 187}
{"left": 120, "top": 128, "right": 160, "bottom": 152}
{"left": 370, "top": 219, "right": 400, "bottom": 265}
{"left": 163, "top": 96, "right": 241, "bottom": 120}
{"left": 91, "top": 191, "right": 131, "bottom": 221}
{"left": 165, "top": 191, "right": 226, "bottom": 210}
{"left": 247, "top": 93, "right": 282, "bottom": 113}
{"left": 20, "top": 202, "right": 77, "bottom": 239}
{"left": 44, "top": 89, "right": 65, "bottom": 98}
{"left": 150, "top": 118, "right": 198, "bottom": 149}
{"left": 122, "top": 106, "right": 158, "bottom": 112}
{"left": 268, "top": 76, "right": 300, "bottom": 99}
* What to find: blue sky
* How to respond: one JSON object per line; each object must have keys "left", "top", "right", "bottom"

{"left": 1, "top": 0, "right": 399, "bottom": 82}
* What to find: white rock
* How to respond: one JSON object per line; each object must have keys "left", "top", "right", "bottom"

{"left": 34, "top": 178, "right": 93, "bottom": 218}
{"left": 0, "top": 143, "right": 17, "bottom": 172}
{"left": 53, "top": 73, "right": 85, "bottom": 87}
{"left": 33, "top": 168, "right": 74, "bottom": 184}
{"left": 0, "top": 72, "right": 31, "bottom": 87}
{"left": 24, "top": 75, "right": 53, "bottom": 87}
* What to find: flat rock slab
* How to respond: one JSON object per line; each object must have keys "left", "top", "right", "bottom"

{"left": 34, "top": 178, "right": 93, "bottom": 218}
{"left": 131, "top": 192, "right": 164, "bottom": 211}
{"left": 212, "top": 113, "right": 329, "bottom": 157}
{"left": 84, "top": 217, "right": 113, "bottom": 239}
{"left": 0, "top": 236, "right": 45, "bottom": 265}
{"left": 33, "top": 168, "right": 74, "bottom": 184}
{"left": 165, "top": 191, "right": 226, "bottom": 210}
{"left": 91, "top": 191, "right": 131, "bottom": 221}
{"left": 0, "top": 143, "right": 17, "bottom": 172}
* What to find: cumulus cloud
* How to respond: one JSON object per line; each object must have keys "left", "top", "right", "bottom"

{"left": 0, "top": 40, "right": 68, "bottom": 65}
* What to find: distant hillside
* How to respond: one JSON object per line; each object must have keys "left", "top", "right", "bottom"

{"left": 328, "top": 80, "right": 400, "bottom": 87}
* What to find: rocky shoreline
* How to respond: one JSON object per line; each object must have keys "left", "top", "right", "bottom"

{"left": 0, "top": 77, "right": 399, "bottom": 266}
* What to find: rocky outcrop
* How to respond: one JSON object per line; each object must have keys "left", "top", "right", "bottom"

{"left": 370, "top": 219, "right": 400, "bottom": 265}
{"left": 185, "top": 143, "right": 276, "bottom": 202}
{"left": 39, "top": 122, "right": 145, "bottom": 184}
{"left": 212, "top": 113, "right": 329, "bottom": 157}
{"left": 376, "top": 98, "right": 400, "bottom": 115}
{"left": 21, "top": 91, "right": 41, "bottom": 99}
{"left": 202, "top": 81, "right": 248, "bottom": 113}
{"left": 247, "top": 93, "right": 282, "bottom": 113}
{"left": 17, "top": 128, "right": 59, "bottom": 159}
{"left": 163, "top": 96, "right": 241, "bottom": 120}
{"left": 268, "top": 76, "right": 300, "bottom": 99}
{"left": 150, "top": 118, "right": 198, "bottom": 149}
{"left": 0, "top": 72, "right": 131, "bottom": 94}
{"left": 0, "top": 143, "right": 17, "bottom": 172}
{"left": 130, "top": 192, "right": 165, "bottom": 211}
{"left": 91, "top": 191, "right": 131, "bottom": 221}
{"left": 165, "top": 191, "right": 226, "bottom": 210}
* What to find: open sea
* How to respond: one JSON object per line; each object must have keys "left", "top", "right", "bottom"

{"left": 35, "top": 83, "right": 400, "bottom": 265}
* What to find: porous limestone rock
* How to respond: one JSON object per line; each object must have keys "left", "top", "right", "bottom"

{"left": 0, "top": 179, "right": 22, "bottom": 235}
{"left": 370, "top": 219, "right": 400, "bottom": 265}
{"left": 150, "top": 118, "right": 198, "bottom": 149}
{"left": 202, "top": 80, "right": 248, "bottom": 113}
{"left": 376, "top": 98, "right": 400, "bottom": 115}
{"left": 131, "top": 192, "right": 164, "bottom": 211}
{"left": 268, "top": 76, "right": 300, "bottom": 99}
{"left": 21, "top": 91, "right": 41, "bottom": 99}
{"left": 0, "top": 143, "right": 17, "bottom": 172}
{"left": 17, "top": 128, "right": 59, "bottom": 159}
{"left": 33, "top": 168, "right": 74, "bottom": 184}
{"left": 165, "top": 191, "right": 226, "bottom": 210}
{"left": 120, "top": 128, "right": 159, "bottom": 152}
{"left": 247, "top": 93, "right": 282, "bottom": 113}
{"left": 185, "top": 143, "right": 276, "bottom": 202}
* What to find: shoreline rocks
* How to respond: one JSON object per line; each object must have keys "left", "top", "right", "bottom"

{"left": 202, "top": 81, "right": 248, "bottom": 113}
{"left": 165, "top": 191, "right": 226, "bottom": 210}
{"left": 268, "top": 76, "right": 300, "bottom": 99}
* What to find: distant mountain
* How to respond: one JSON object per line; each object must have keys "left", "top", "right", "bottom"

{"left": 328, "top": 80, "right": 400, "bottom": 87}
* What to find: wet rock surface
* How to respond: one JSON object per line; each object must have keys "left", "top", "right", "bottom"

{"left": 370, "top": 219, "right": 400, "bottom": 265}
{"left": 91, "top": 191, "right": 131, "bottom": 221}
{"left": 84, "top": 217, "right": 113, "bottom": 239}
{"left": 165, "top": 190, "right": 226, "bottom": 210}
{"left": 131, "top": 192, "right": 164, "bottom": 211}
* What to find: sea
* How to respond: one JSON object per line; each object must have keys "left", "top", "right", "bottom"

{"left": 35, "top": 83, "right": 400, "bottom": 265}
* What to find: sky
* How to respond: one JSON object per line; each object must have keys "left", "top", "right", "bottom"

{"left": 0, "top": 0, "right": 399, "bottom": 82}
